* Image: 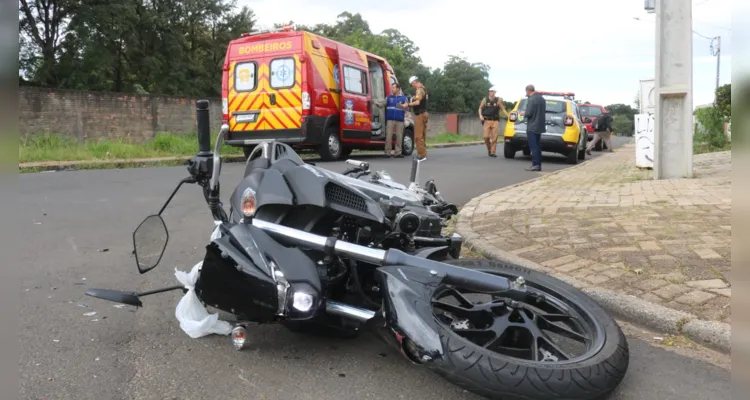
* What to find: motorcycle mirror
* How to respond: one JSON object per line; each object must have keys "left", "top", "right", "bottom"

{"left": 584, "top": 117, "right": 592, "bottom": 123}
{"left": 133, "top": 214, "right": 169, "bottom": 274}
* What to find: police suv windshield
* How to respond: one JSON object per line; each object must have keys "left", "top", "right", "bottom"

{"left": 517, "top": 98, "right": 567, "bottom": 114}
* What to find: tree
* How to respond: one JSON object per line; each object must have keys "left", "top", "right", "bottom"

{"left": 22, "top": 0, "right": 257, "bottom": 96}
{"left": 715, "top": 83, "right": 730, "bottom": 119}
{"left": 425, "top": 55, "right": 493, "bottom": 113}
{"left": 18, "top": 0, "right": 77, "bottom": 87}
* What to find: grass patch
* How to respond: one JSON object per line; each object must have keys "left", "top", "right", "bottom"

{"left": 428, "top": 133, "right": 483, "bottom": 144}
{"left": 19, "top": 132, "right": 243, "bottom": 163}
{"left": 693, "top": 140, "right": 731, "bottom": 155}
{"left": 20, "top": 131, "right": 483, "bottom": 164}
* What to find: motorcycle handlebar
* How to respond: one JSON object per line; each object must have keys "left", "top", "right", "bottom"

{"left": 196, "top": 100, "right": 212, "bottom": 155}
{"left": 345, "top": 159, "right": 369, "bottom": 170}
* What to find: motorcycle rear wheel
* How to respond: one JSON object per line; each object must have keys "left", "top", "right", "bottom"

{"left": 429, "top": 259, "right": 629, "bottom": 400}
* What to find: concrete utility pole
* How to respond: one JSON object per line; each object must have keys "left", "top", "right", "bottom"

{"left": 711, "top": 36, "right": 721, "bottom": 105}
{"left": 646, "top": 0, "right": 694, "bottom": 179}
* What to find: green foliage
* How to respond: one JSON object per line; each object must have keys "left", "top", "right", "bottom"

{"left": 20, "top": 0, "right": 257, "bottom": 96}
{"left": 715, "top": 83, "right": 731, "bottom": 119}
{"left": 694, "top": 106, "right": 729, "bottom": 153}
{"left": 611, "top": 115, "right": 633, "bottom": 136}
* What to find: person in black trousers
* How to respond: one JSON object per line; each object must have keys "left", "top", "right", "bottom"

{"left": 523, "top": 84, "right": 546, "bottom": 171}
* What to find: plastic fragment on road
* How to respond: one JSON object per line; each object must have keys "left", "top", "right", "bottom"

{"left": 174, "top": 221, "right": 233, "bottom": 339}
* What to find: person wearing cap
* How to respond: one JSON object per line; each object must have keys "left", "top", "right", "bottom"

{"left": 374, "top": 82, "right": 409, "bottom": 157}
{"left": 478, "top": 86, "right": 509, "bottom": 157}
{"left": 406, "top": 76, "right": 429, "bottom": 161}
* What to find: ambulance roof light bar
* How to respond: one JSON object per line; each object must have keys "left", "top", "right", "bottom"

{"left": 536, "top": 91, "right": 576, "bottom": 100}
{"left": 240, "top": 24, "right": 294, "bottom": 38}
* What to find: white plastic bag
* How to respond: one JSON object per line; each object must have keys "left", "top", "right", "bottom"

{"left": 173, "top": 221, "right": 233, "bottom": 338}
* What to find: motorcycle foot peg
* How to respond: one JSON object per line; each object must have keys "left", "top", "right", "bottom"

{"left": 231, "top": 325, "right": 248, "bottom": 351}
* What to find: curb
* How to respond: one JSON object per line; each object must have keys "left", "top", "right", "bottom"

{"left": 18, "top": 141, "right": 484, "bottom": 173}
{"left": 455, "top": 149, "right": 731, "bottom": 355}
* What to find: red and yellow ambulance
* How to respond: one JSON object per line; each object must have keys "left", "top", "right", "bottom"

{"left": 221, "top": 25, "right": 414, "bottom": 161}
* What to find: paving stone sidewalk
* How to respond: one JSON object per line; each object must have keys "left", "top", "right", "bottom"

{"left": 461, "top": 144, "right": 731, "bottom": 323}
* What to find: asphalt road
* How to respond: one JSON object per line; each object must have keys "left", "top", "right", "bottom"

{"left": 16, "top": 139, "right": 730, "bottom": 400}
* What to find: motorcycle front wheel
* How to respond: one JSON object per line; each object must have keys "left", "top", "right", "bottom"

{"left": 428, "top": 259, "right": 629, "bottom": 400}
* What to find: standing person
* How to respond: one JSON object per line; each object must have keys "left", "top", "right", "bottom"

{"left": 406, "top": 76, "right": 429, "bottom": 161}
{"left": 523, "top": 84, "right": 546, "bottom": 171}
{"left": 586, "top": 110, "right": 614, "bottom": 155}
{"left": 375, "top": 82, "right": 409, "bottom": 157}
{"left": 478, "top": 86, "right": 510, "bottom": 157}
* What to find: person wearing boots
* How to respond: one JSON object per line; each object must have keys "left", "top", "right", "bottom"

{"left": 478, "top": 86, "right": 509, "bottom": 157}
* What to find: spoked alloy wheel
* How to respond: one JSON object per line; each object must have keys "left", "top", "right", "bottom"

{"left": 427, "top": 259, "right": 629, "bottom": 400}
{"left": 433, "top": 278, "right": 601, "bottom": 365}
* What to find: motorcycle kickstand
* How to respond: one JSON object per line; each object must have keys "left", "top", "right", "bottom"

{"left": 230, "top": 323, "right": 251, "bottom": 351}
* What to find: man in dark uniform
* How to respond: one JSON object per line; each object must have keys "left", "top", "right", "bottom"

{"left": 407, "top": 76, "right": 428, "bottom": 161}
{"left": 478, "top": 86, "right": 509, "bottom": 157}
{"left": 523, "top": 84, "right": 546, "bottom": 171}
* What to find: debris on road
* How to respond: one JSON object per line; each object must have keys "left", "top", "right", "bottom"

{"left": 83, "top": 311, "right": 97, "bottom": 317}
{"left": 97, "top": 248, "right": 109, "bottom": 253}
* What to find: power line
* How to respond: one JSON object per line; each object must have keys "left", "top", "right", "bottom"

{"left": 632, "top": 17, "right": 724, "bottom": 38}
{"left": 692, "top": 30, "right": 714, "bottom": 40}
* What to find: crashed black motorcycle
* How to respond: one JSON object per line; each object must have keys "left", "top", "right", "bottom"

{"left": 86, "top": 100, "right": 629, "bottom": 400}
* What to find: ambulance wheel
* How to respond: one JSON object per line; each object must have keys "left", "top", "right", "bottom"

{"left": 319, "top": 127, "right": 343, "bottom": 161}
{"left": 341, "top": 147, "right": 353, "bottom": 159}
{"left": 402, "top": 128, "right": 415, "bottom": 156}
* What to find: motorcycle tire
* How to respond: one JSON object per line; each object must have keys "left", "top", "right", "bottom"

{"left": 429, "top": 259, "right": 629, "bottom": 400}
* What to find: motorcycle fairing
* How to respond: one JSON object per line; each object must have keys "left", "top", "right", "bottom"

{"left": 195, "top": 222, "right": 323, "bottom": 323}
{"left": 374, "top": 265, "right": 446, "bottom": 362}
{"left": 282, "top": 165, "right": 387, "bottom": 224}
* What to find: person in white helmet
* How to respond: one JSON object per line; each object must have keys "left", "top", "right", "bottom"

{"left": 406, "top": 76, "right": 428, "bottom": 160}
{"left": 478, "top": 86, "right": 509, "bottom": 157}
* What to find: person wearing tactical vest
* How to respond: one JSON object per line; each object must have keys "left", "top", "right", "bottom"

{"left": 375, "top": 82, "right": 409, "bottom": 157}
{"left": 478, "top": 86, "right": 509, "bottom": 157}
{"left": 407, "top": 76, "right": 429, "bottom": 161}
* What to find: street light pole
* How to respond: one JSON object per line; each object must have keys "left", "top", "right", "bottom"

{"left": 712, "top": 36, "right": 721, "bottom": 105}
{"left": 650, "top": 0, "right": 694, "bottom": 179}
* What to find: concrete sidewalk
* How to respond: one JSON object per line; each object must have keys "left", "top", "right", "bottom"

{"left": 456, "top": 143, "right": 731, "bottom": 352}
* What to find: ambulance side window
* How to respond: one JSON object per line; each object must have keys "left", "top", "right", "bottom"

{"left": 389, "top": 75, "right": 397, "bottom": 87}
{"left": 343, "top": 65, "right": 367, "bottom": 95}
{"left": 235, "top": 62, "right": 257, "bottom": 92}
{"left": 270, "top": 57, "right": 296, "bottom": 89}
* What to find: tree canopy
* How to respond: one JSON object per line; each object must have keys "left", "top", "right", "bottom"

{"left": 19, "top": 6, "right": 496, "bottom": 113}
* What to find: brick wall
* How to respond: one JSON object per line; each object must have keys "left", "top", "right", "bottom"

{"left": 19, "top": 87, "right": 223, "bottom": 142}
{"left": 19, "top": 87, "right": 492, "bottom": 142}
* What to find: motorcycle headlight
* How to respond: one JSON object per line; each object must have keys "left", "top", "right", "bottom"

{"left": 241, "top": 188, "right": 257, "bottom": 217}
{"left": 395, "top": 212, "right": 421, "bottom": 235}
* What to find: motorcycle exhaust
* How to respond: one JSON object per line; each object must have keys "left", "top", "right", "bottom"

{"left": 326, "top": 301, "right": 376, "bottom": 322}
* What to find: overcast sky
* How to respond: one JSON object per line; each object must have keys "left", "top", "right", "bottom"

{"left": 242, "top": 0, "right": 731, "bottom": 108}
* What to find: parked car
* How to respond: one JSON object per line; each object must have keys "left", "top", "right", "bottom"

{"left": 221, "top": 25, "right": 414, "bottom": 161}
{"left": 503, "top": 92, "right": 588, "bottom": 164}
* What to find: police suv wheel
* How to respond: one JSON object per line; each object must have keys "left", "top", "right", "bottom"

{"left": 503, "top": 143, "right": 516, "bottom": 159}
{"left": 402, "top": 128, "right": 415, "bottom": 156}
